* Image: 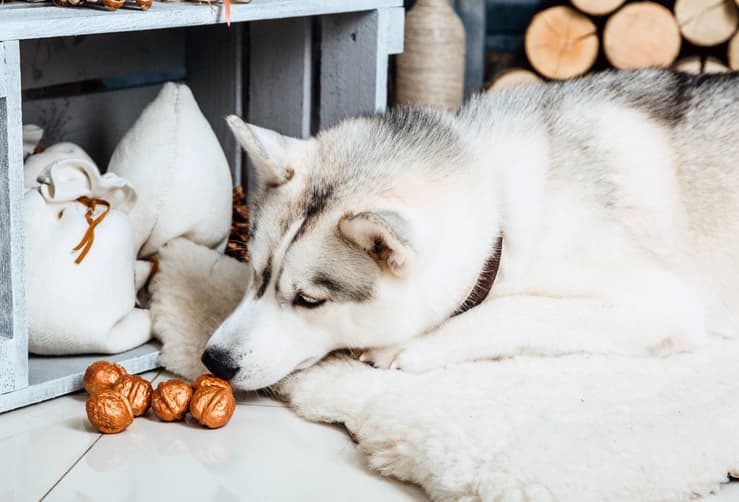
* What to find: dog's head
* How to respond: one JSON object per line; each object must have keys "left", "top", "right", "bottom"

{"left": 202, "top": 111, "right": 477, "bottom": 389}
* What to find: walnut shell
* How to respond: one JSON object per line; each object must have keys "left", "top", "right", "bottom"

{"left": 190, "top": 387, "right": 236, "bottom": 429}
{"left": 192, "top": 374, "right": 232, "bottom": 393}
{"left": 113, "top": 374, "right": 153, "bottom": 416}
{"left": 86, "top": 390, "right": 134, "bottom": 434}
{"left": 83, "top": 361, "right": 127, "bottom": 395}
{"left": 151, "top": 380, "right": 193, "bottom": 422}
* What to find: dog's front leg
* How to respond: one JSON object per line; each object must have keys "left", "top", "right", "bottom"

{"left": 378, "top": 292, "right": 707, "bottom": 373}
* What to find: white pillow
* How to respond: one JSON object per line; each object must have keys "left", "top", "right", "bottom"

{"left": 25, "top": 155, "right": 151, "bottom": 355}
{"left": 107, "top": 82, "right": 233, "bottom": 258}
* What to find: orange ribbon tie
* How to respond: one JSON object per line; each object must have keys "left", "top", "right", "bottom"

{"left": 72, "top": 196, "right": 111, "bottom": 265}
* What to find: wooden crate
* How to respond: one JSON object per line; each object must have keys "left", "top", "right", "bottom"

{"left": 0, "top": 0, "right": 404, "bottom": 413}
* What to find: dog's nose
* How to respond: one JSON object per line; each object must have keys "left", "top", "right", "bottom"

{"left": 201, "top": 347, "right": 240, "bottom": 381}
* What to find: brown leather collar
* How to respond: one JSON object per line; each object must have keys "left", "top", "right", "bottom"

{"left": 452, "top": 234, "right": 503, "bottom": 317}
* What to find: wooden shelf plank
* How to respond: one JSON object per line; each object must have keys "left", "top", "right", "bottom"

{"left": 0, "top": 342, "right": 161, "bottom": 413}
{"left": 0, "top": 41, "right": 27, "bottom": 395}
{"left": 0, "top": 0, "right": 403, "bottom": 41}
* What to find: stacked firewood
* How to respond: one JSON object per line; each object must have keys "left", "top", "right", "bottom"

{"left": 488, "top": 0, "right": 739, "bottom": 91}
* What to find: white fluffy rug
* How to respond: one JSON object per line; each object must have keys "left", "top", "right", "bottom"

{"left": 150, "top": 239, "right": 739, "bottom": 501}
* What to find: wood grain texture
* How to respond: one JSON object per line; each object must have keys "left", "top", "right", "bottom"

{"left": 730, "top": 31, "right": 739, "bottom": 70}
{"left": 604, "top": 1, "right": 681, "bottom": 69}
{"left": 186, "top": 24, "right": 243, "bottom": 186}
{"left": 0, "top": 56, "right": 5, "bottom": 98}
{"left": 675, "top": 0, "right": 738, "bottom": 47}
{"left": 0, "top": 1, "right": 403, "bottom": 41}
{"left": 0, "top": 343, "right": 13, "bottom": 394}
{"left": 525, "top": 6, "right": 598, "bottom": 80}
{"left": 247, "top": 17, "right": 313, "bottom": 194}
{"left": 20, "top": 29, "right": 185, "bottom": 90}
{"left": 571, "top": 0, "right": 625, "bottom": 16}
{"left": 0, "top": 41, "right": 28, "bottom": 395}
{"left": 22, "top": 84, "right": 163, "bottom": 166}
{"left": 249, "top": 17, "right": 313, "bottom": 139}
{"left": 0, "top": 342, "right": 160, "bottom": 413}
{"left": 455, "top": 0, "right": 486, "bottom": 98}
{"left": 674, "top": 55, "right": 730, "bottom": 73}
{"left": 702, "top": 56, "right": 730, "bottom": 73}
{"left": 487, "top": 68, "right": 542, "bottom": 92}
{"left": 320, "top": 9, "right": 394, "bottom": 128}
{"left": 385, "top": 6, "right": 406, "bottom": 55}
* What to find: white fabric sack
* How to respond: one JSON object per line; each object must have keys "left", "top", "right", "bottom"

{"left": 24, "top": 154, "right": 151, "bottom": 355}
{"left": 24, "top": 142, "right": 95, "bottom": 189}
{"left": 107, "top": 82, "right": 233, "bottom": 258}
{"left": 22, "top": 124, "right": 43, "bottom": 160}
{"left": 149, "top": 240, "right": 739, "bottom": 502}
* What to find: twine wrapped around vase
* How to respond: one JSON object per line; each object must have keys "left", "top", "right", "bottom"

{"left": 396, "top": 0, "right": 466, "bottom": 111}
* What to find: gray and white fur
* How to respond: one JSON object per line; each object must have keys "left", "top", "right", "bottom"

{"left": 202, "top": 69, "right": 739, "bottom": 390}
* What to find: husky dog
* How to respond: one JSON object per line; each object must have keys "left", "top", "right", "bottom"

{"left": 202, "top": 69, "right": 739, "bottom": 390}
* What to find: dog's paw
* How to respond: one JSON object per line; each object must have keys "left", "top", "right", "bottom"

{"left": 387, "top": 337, "right": 458, "bottom": 373}
{"left": 359, "top": 345, "right": 442, "bottom": 373}
{"left": 387, "top": 349, "right": 439, "bottom": 373}
{"left": 358, "top": 346, "right": 402, "bottom": 369}
{"left": 359, "top": 340, "right": 449, "bottom": 373}
{"left": 274, "top": 354, "right": 371, "bottom": 423}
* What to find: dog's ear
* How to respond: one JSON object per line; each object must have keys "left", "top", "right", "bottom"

{"left": 338, "top": 211, "right": 415, "bottom": 278}
{"left": 226, "top": 115, "right": 305, "bottom": 187}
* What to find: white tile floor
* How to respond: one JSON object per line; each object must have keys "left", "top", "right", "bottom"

{"left": 2, "top": 370, "right": 738, "bottom": 502}
{"left": 0, "top": 371, "right": 425, "bottom": 502}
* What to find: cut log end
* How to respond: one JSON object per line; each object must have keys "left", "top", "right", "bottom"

{"left": 703, "top": 56, "right": 731, "bottom": 73}
{"left": 571, "top": 0, "right": 625, "bottom": 16}
{"left": 674, "top": 55, "right": 703, "bottom": 73}
{"left": 525, "top": 6, "right": 599, "bottom": 80}
{"left": 486, "top": 69, "right": 543, "bottom": 92}
{"left": 728, "top": 31, "right": 739, "bottom": 70}
{"left": 604, "top": 1, "right": 682, "bottom": 70}
{"left": 675, "top": 0, "right": 738, "bottom": 47}
{"left": 674, "top": 55, "right": 730, "bottom": 73}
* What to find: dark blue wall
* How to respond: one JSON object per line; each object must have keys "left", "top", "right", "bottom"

{"left": 485, "top": 0, "right": 544, "bottom": 52}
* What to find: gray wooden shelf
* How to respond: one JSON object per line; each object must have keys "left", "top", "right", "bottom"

{"left": 0, "top": 0, "right": 401, "bottom": 40}
{"left": 0, "top": 0, "right": 403, "bottom": 413}
{"left": 0, "top": 342, "right": 161, "bottom": 413}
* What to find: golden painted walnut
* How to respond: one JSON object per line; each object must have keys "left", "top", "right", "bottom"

{"left": 190, "top": 386, "right": 236, "bottom": 429}
{"left": 83, "top": 361, "right": 127, "bottom": 395}
{"left": 113, "top": 374, "right": 153, "bottom": 416}
{"left": 151, "top": 379, "right": 193, "bottom": 422}
{"left": 86, "top": 390, "right": 134, "bottom": 434}
{"left": 192, "top": 374, "right": 233, "bottom": 393}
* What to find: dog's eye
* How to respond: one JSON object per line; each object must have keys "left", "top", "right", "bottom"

{"left": 293, "top": 292, "right": 326, "bottom": 309}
